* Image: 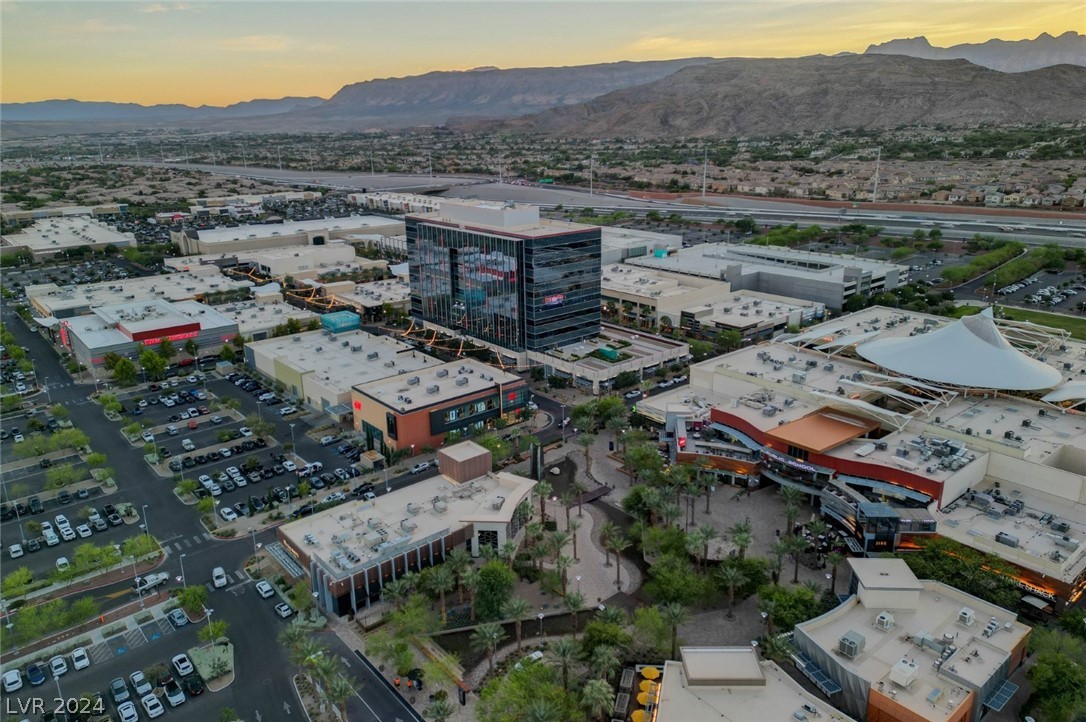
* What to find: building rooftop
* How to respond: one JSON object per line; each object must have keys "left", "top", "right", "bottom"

{"left": 656, "top": 653, "right": 859, "bottom": 722}
{"left": 411, "top": 200, "right": 598, "bottom": 239}
{"left": 849, "top": 558, "right": 925, "bottom": 592}
{"left": 541, "top": 323, "right": 688, "bottom": 374}
{"left": 279, "top": 469, "right": 535, "bottom": 581}
{"left": 627, "top": 241, "right": 907, "bottom": 281}
{"left": 601, "top": 264, "right": 720, "bottom": 302}
{"left": 215, "top": 301, "right": 318, "bottom": 336}
{"left": 936, "top": 477, "right": 1086, "bottom": 588}
{"left": 192, "top": 216, "right": 400, "bottom": 244}
{"left": 601, "top": 226, "right": 681, "bottom": 252}
{"left": 354, "top": 358, "right": 521, "bottom": 412}
{"left": 331, "top": 278, "right": 411, "bottom": 309}
{"left": 163, "top": 242, "right": 357, "bottom": 273}
{"left": 681, "top": 290, "right": 825, "bottom": 332}
{"left": 27, "top": 268, "right": 253, "bottom": 317}
{"left": 65, "top": 300, "right": 235, "bottom": 349}
{"left": 248, "top": 329, "right": 439, "bottom": 394}
{"left": 798, "top": 563, "right": 1030, "bottom": 721}
{"left": 2, "top": 216, "right": 133, "bottom": 251}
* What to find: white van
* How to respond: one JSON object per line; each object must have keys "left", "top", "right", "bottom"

{"left": 181, "top": 439, "right": 196, "bottom": 451}
{"left": 43, "top": 528, "right": 60, "bottom": 547}
{"left": 166, "top": 425, "right": 179, "bottom": 436}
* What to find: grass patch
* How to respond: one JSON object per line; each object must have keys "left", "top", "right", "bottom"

{"left": 587, "top": 349, "right": 633, "bottom": 363}
{"left": 950, "top": 304, "right": 1086, "bottom": 339}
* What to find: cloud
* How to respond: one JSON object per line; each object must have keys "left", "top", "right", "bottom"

{"left": 626, "top": 35, "right": 721, "bottom": 55}
{"left": 217, "top": 34, "right": 291, "bottom": 52}
{"left": 53, "top": 18, "right": 135, "bottom": 35}
{"left": 140, "top": 3, "right": 194, "bottom": 14}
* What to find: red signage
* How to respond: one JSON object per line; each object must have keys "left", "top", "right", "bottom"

{"left": 59, "top": 320, "right": 71, "bottom": 348}
{"left": 139, "top": 330, "right": 200, "bottom": 346}
{"left": 353, "top": 400, "right": 362, "bottom": 411}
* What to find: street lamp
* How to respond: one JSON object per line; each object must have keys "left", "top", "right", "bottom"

{"left": 179, "top": 554, "right": 187, "bottom": 587}
{"left": 43, "top": 377, "right": 51, "bottom": 404}
{"left": 560, "top": 403, "right": 567, "bottom": 442}
{"left": 576, "top": 575, "right": 582, "bottom": 594}
{"left": 141, "top": 505, "right": 150, "bottom": 538}
{"left": 537, "top": 612, "right": 545, "bottom": 638}
{"left": 289, "top": 423, "right": 296, "bottom": 459}
{"left": 249, "top": 527, "right": 259, "bottom": 554}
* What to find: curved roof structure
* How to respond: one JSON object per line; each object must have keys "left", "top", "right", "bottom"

{"left": 855, "top": 308, "right": 1062, "bottom": 390}
{"left": 1042, "top": 382, "right": 1086, "bottom": 404}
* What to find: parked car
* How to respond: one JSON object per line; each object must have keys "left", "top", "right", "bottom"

{"left": 49, "top": 655, "right": 68, "bottom": 677}
{"left": 212, "top": 567, "right": 228, "bottom": 589}
{"left": 167, "top": 608, "right": 189, "bottom": 628}
{"left": 2, "top": 669, "right": 23, "bottom": 692}
{"left": 70, "top": 646, "right": 91, "bottom": 671}
{"left": 109, "top": 677, "right": 130, "bottom": 704}
{"left": 256, "top": 580, "right": 275, "bottom": 599}
{"left": 143, "top": 691, "right": 167, "bottom": 716}
{"left": 26, "top": 663, "right": 46, "bottom": 686}
{"left": 130, "top": 670, "right": 153, "bottom": 696}
{"left": 172, "top": 653, "right": 195, "bottom": 677}
{"left": 275, "top": 602, "right": 295, "bottom": 619}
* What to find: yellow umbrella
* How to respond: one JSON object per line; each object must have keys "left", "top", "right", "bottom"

{"left": 642, "top": 666, "right": 661, "bottom": 680}
{"left": 637, "top": 692, "right": 650, "bottom": 706}
{"left": 632, "top": 711, "right": 646, "bottom": 722}
{"left": 640, "top": 680, "right": 653, "bottom": 692}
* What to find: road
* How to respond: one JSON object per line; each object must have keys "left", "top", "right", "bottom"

{"left": 0, "top": 303, "right": 423, "bottom": 721}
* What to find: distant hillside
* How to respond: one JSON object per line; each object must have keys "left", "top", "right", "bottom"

{"left": 474, "top": 55, "right": 1086, "bottom": 138}
{"left": 0, "top": 96, "right": 327, "bottom": 123}
{"left": 865, "top": 31, "right": 1085, "bottom": 72}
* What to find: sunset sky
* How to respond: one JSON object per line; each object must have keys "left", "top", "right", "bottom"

{"left": 2, "top": 1, "right": 1082, "bottom": 106}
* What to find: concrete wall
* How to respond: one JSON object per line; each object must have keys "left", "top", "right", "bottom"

{"left": 988, "top": 454, "right": 1086, "bottom": 504}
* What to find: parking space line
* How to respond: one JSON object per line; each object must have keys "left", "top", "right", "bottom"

{"left": 183, "top": 539, "right": 193, "bottom": 548}
{"left": 202, "top": 532, "right": 212, "bottom": 541}
{"left": 89, "top": 642, "right": 112, "bottom": 664}
{"left": 191, "top": 535, "right": 204, "bottom": 544}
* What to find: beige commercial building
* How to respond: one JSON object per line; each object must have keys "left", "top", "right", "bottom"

{"left": 171, "top": 216, "right": 404, "bottom": 255}
{"left": 1, "top": 216, "right": 135, "bottom": 260}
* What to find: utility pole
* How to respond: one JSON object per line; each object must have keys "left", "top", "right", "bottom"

{"left": 589, "top": 154, "right": 595, "bottom": 196}
{"left": 98, "top": 142, "right": 104, "bottom": 164}
{"left": 277, "top": 147, "right": 282, "bottom": 171}
{"left": 701, "top": 148, "right": 708, "bottom": 201}
{"left": 871, "top": 147, "right": 881, "bottom": 204}
{"left": 498, "top": 154, "right": 504, "bottom": 184}
{"left": 428, "top": 151, "right": 432, "bottom": 178}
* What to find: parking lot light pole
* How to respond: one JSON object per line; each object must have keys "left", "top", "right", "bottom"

{"left": 289, "top": 423, "right": 296, "bottom": 459}
{"left": 141, "top": 505, "right": 150, "bottom": 538}
{"left": 179, "top": 554, "right": 187, "bottom": 587}
{"left": 537, "top": 612, "right": 545, "bottom": 638}
{"left": 249, "top": 527, "right": 259, "bottom": 554}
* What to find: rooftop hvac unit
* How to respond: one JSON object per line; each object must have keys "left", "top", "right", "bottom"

{"left": 761, "top": 406, "right": 777, "bottom": 417}
{"left": 838, "top": 630, "right": 865, "bottom": 659}
{"left": 436, "top": 369, "right": 449, "bottom": 378}
{"left": 958, "top": 608, "right": 976, "bottom": 626}
{"left": 351, "top": 345, "right": 362, "bottom": 352}
{"left": 406, "top": 502, "right": 420, "bottom": 515}
{"left": 874, "top": 612, "right": 895, "bottom": 631}
{"left": 1053, "top": 535, "right": 1081, "bottom": 551}
{"left": 491, "top": 496, "right": 506, "bottom": 511}
{"left": 367, "top": 517, "right": 382, "bottom": 530}
{"left": 792, "top": 372, "right": 807, "bottom": 383}
{"left": 400, "top": 519, "right": 417, "bottom": 533}
{"left": 407, "top": 376, "right": 420, "bottom": 386}
{"left": 1051, "top": 520, "right": 1071, "bottom": 534}
{"left": 995, "top": 532, "right": 1019, "bottom": 548}
{"left": 293, "top": 336, "right": 301, "bottom": 342}
{"left": 889, "top": 658, "right": 919, "bottom": 689}
{"left": 315, "top": 346, "right": 323, "bottom": 352}
{"left": 367, "top": 352, "right": 379, "bottom": 360}
{"left": 455, "top": 377, "right": 469, "bottom": 386}
{"left": 384, "top": 361, "right": 395, "bottom": 367}
{"left": 426, "top": 385, "right": 440, "bottom": 394}
{"left": 433, "top": 499, "right": 448, "bottom": 513}
{"left": 341, "top": 340, "right": 349, "bottom": 347}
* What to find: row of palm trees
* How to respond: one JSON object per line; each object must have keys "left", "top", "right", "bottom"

{"left": 280, "top": 625, "right": 355, "bottom": 721}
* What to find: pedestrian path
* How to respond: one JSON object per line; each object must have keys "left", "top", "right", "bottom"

{"left": 161, "top": 531, "right": 215, "bottom": 554}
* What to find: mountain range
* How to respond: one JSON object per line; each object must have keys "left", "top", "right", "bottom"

{"left": 2, "top": 32, "right": 1083, "bottom": 139}
{"left": 864, "top": 31, "right": 1085, "bottom": 72}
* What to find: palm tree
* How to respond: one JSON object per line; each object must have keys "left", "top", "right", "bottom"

{"left": 573, "top": 479, "right": 588, "bottom": 518}
{"left": 760, "top": 598, "right": 779, "bottom": 637}
{"left": 555, "top": 555, "right": 573, "bottom": 595}
{"left": 429, "top": 565, "right": 455, "bottom": 624}
{"left": 471, "top": 622, "right": 506, "bottom": 675}
{"left": 787, "top": 535, "right": 810, "bottom": 584}
{"left": 383, "top": 577, "right": 413, "bottom": 612}
{"left": 610, "top": 533, "right": 631, "bottom": 590}
{"left": 576, "top": 433, "right": 595, "bottom": 477}
{"left": 529, "top": 544, "right": 548, "bottom": 574}
{"left": 597, "top": 605, "right": 628, "bottom": 627}
{"left": 289, "top": 638, "right": 323, "bottom": 670}
{"left": 590, "top": 644, "right": 621, "bottom": 682}
{"left": 771, "top": 539, "right": 789, "bottom": 583}
{"left": 732, "top": 529, "right": 753, "bottom": 560}
{"left": 549, "top": 530, "right": 571, "bottom": 562}
{"left": 500, "top": 540, "right": 519, "bottom": 568}
{"left": 325, "top": 673, "right": 353, "bottom": 721}
{"left": 535, "top": 480, "right": 552, "bottom": 523}
{"left": 462, "top": 567, "right": 480, "bottom": 623}
{"left": 660, "top": 602, "right": 688, "bottom": 660}
{"left": 659, "top": 501, "right": 682, "bottom": 528}
{"left": 826, "top": 551, "right": 845, "bottom": 596}
{"left": 696, "top": 523, "right": 718, "bottom": 571}
{"left": 560, "top": 490, "right": 576, "bottom": 528}
{"left": 716, "top": 565, "right": 747, "bottom": 618}
{"left": 803, "top": 579, "right": 822, "bottom": 596}
{"left": 446, "top": 548, "right": 472, "bottom": 603}
{"left": 425, "top": 697, "right": 456, "bottom": 722}
{"left": 761, "top": 634, "right": 791, "bottom": 663}
{"left": 806, "top": 518, "right": 830, "bottom": 539}
{"left": 503, "top": 597, "right": 530, "bottom": 652}
{"left": 778, "top": 486, "right": 804, "bottom": 535}
{"left": 525, "top": 698, "right": 560, "bottom": 722}
{"left": 550, "top": 637, "right": 579, "bottom": 691}
{"left": 581, "top": 678, "right": 615, "bottom": 720}
{"left": 599, "top": 520, "right": 620, "bottom": 567}
{"left": 565, "top": 591, "right": 586, "bottom": 637}
{"left": 568, "top": 518, "right": 582, "bottom": 562}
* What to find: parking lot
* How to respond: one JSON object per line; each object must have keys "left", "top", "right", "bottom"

{"left": 991, "top": 271, "right": 1086, "bottom": 310}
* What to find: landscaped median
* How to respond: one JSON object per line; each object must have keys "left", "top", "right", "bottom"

{"left": 189, "top": 640, "right": 235, "bottom": 692}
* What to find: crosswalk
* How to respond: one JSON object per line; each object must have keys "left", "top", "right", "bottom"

{"left": 90, "top": 617, "right": 175, "bottom": 662}
{"left": 163, "top": 532, "right": 215, "bottom": 553}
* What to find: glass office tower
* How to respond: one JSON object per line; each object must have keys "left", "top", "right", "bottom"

{"left": 407, "top": 204, "right": 601, "bottom": 352}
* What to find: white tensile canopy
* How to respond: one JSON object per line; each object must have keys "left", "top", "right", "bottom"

{"left": 855, "top": 307, "right": 1062, "bottom": 391}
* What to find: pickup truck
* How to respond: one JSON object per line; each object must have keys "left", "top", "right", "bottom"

{"left": 133, "top": 572, "right": 169, "bottom": 594}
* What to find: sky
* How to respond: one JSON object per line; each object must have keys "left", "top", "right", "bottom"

{"left": 1, "top": 1, "right": 1082, "bottom": 106}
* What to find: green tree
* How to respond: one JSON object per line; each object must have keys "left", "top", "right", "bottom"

{"left": 476, "top": 560, "right": 516, "bottom": 621}
{"left": 198, "top": 618, "right": 229, "bottom": 644}
{"left": 112, "top": 357, "right": 138, "bottom": 386}
{"left": 425, "top": 698, "right": 456, "bottom": 722}
{"left": 564, "top": 591, "right": 586, "bottom": 637}
{"left": 581, "top": 678, "right": 614, "bottom": 721}
{"left": 428, "top": 564, "right": 455, "bottom": 625}
{"left": 632, "top": 606, "right": 670, "bottom": 659}
{"left": 471, "top": 622, "right": 507, "bottom": 675}
{"left": 178, "top": 584, "right": 208, "bottom": 615}
{"left": 716, "top": 565, "right": 748, "bottom": 618}
{"left": 157, "top": 339, "right": 177, "bottom": 361}
{"left": 184, "top": 338, "right": 199, "bottom": 359}
{"left": 503, "top": 597, "right": 530, "bottom": 652}
{"left": 138, "top": 348, "right": 167, "bottom": 381}
{"left": 660, "top": 602, "right": 687, "bottom": 660}
{"left": 550, "top": 637, "right": 579, "bottom": 691}
{"left": 1, "top": 567, "right": 33, "bottom": 598}
{"left": 1028, "top": 651, "right": 1086, "bottom": 722}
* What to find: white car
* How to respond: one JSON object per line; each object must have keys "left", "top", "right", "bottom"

{"left": 219, "top": 447, "right": 232, "bottom": 457}
{"left": 76, "top": 524, "right": 93, "bottom": 538}
{"left": 282, "top": 460, "right": 297, "bottom": 472}
{"left": 275, "top": 602, "right": 295, "bottom": 619}
{"left": 56, "top": 557, "right": 71, "bottom": 571}
{"left": 2, "top": 669, "right": 23, "bottom": 692}
{"left": 239, "top": 427, "right": 253, "bottom": 437}
{"left": 219, "top": 507, "right": 238, "bottom": 522}
{"left": 142, "top": 693, "right": 165, "bottom": 719}
{"left": 212, "top": 567, "right": 228, "bottom": 589}
{"left": 255, "top": 580, "right": 275, "bottom": 599}
{"left": 8, "top": 543, "right": 24, "bottom": 559}
{"left": 117, "top": 701, "right": 139, "bottom": 722}
{"left": 141, "top": 431, "right": 155, "bottom": 443}
{"left": 60, "top": 526, "right": 77, "bottom": 542}
{"left": 71, "top": 646, "right": 91, "bottom": 671}
{"left": 279, "top": 406, "right": 296, "bottom": 416}
{"left": 172, "top": 653, "right": 195, "bottom": 677}
{"left": 130, "top": 670, "right": 153, "bottom": 696}
{"left": 186, "top": 375, "right": 198, "bottom": 383}
{"left": 49, "top": 654, "right": 69, "bottom": 677}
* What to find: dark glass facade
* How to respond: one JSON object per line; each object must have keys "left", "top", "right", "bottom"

{"left": 407, "top": 217, "right": 601, "bottom": 352}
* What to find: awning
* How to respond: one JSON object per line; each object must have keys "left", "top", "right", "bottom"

{"left": 709, "top": 423, "right": 763, "bottom": 451}
{"left": 838, "top": 475, "right": 932, "bottom": 504}
{"left": 1021, "top": 595, "right": 1052, "bottom": 611}
{"left": 983, "top": 679, "right": 1019, "bottom": 711}
{"left": 1042, "top": 382, "right": 1086, "bottom": 404}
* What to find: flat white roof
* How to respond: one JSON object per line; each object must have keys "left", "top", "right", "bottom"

{"left": 27, "top": 269, "right": 253, "bottom": 316}
{"left": 627, "top": 241, "right": 907, "bottom": 280}
{"left": 66, "top": 300, "right": 235, "bottom": 349}
{"left": 331, "top": 278, "right": 411, "bottom": 309}
{"left": 2, "top": 216, "right": 132, "bottom": 251}
{"left": 601, "top": 226, "right": 681, "bottom": 249}
{"left": 601, "top": 264, "right": 724, "bottom": 301}
{"left": 280, "top": 469, "right": 535, "bottom": 580}
{"left": 193, "top": 216, "right": 401, "bottom": 244}
{"left": 355, "top": 358, "right": 521, "bottom": 411}
{"left": 163, "top": 242, "right": 356, "bottom": 271}
{"left": 215, "top": 301, "right": 318, "bottom": 335}
{"left": 797, "top": 577, "right": 1029, "bottom": 721}
{"left": 683, "top": 290, "right": 823, "bottom": 330}
{"left": 248, "top": 329, "right": 440, "bottom": 393}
